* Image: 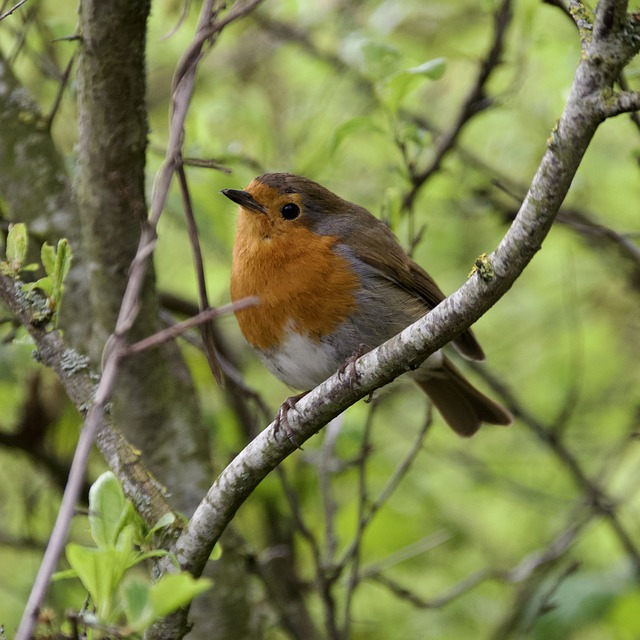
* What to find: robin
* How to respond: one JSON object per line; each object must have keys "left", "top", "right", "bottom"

{"left": 222, "top": 173, "right": 513, "bottom": 437}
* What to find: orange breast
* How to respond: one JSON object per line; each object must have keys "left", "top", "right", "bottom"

{"left": 231, "top": 219, "right": 360, "bottom": 350}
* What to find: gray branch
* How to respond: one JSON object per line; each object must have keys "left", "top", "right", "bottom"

{"left": 161, "top": 0, "right": 640, "bottom": 624}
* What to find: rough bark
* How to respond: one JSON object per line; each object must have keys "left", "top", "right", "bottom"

{"left": 75, "top": 0, "right": 212, "bottom": 515}
{"left": 0, "top": 54, "right": 91, "bottom": 348}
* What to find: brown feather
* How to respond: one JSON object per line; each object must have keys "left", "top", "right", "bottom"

{"left": 415, "top": 358, "right": 513, "bottom": 436}
{"left": 333, "top": 206, "right": 485, "bottom": 361}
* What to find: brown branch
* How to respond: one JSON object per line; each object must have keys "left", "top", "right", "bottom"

{"left": 121, "top": 297, "right": 258, "bottom": 357}
{"left": 367, "top": 519, "right": 581, "bottom": 610}
{"left": 175, "top": 163, "right": 224, "bottom": 385}
{"left": 45, "top": 50, "right": 76, "bottom": 130}
{"left": 470, "top": 362, "right": 640, "bottom": 575}
{"left": 402, "top": 0, "right": 513, "bottom": 211}
{"left": 0, "top": 0, "right": 28, "bottom": 22}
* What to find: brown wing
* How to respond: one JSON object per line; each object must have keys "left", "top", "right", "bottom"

{"left": 405, "top": 260, "right": 485, "bottom": 361}
{"left": 342, "top": 213, "right": 485, "bottom": 361}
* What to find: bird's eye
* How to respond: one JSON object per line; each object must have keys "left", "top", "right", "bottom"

{"left": 281, "top": 203, "right": 300, "bottom": 220}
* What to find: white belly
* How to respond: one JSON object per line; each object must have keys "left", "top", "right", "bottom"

{"left": 256, "top": 326, "right": 343, "bottom": 390}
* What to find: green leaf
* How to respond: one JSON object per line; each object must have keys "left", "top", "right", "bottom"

{"left": 329, "top": 116, "right": 385, "bottom": 156}
{"left": 121, "top": 579, "right": 152, "bottom": 629}
{"left": 66, "top": 544, "right": 121, "bottom": 621}
{"left": 381, "top": 73, "right": 420, "bottom": 112}
{"left": 89, "top": 471, "right": 128, "bottom": 549}
{"left": 56, "top": 238, "right": 72, "bottom": 282}
{"left": 346, "top": 37, "right": 403, "bottom": 81}
{"left": 64, "top": 526, "right": 144, "bottom": 622}
{"left": 380, "top": 58, "right": 446, "bottom": 113}
{"left": 6, "top": 223, "right": 28, "bottom": 271}
{"left": 149, "top": 573, "right": 213, "bottom": 619}
{"left": 124, "top": 574, "right": 212, "bottom": 633}
{"left": 22, "top": 277, "right": 53, "bottom": 298}
{"left": 49, "top": 238, "right": 73, "bottom": 325}
{"left": 407, "top": 57, "right": 447, "bottom": 79}
{"left": 40, "top": 242, "right": 56, "bottom": 277}
{"left": 147, "top": 512, "right": 176, "bottom": 538}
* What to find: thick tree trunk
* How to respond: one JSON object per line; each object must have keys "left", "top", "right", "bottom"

{"left": 74, "top": 2, "right": 258, "bottom": 638}
{"left": 75, "top": 0, "right": 212, "bottom": 514}
{"left": 0, "top": 55, "right": 90, "bottom": 348}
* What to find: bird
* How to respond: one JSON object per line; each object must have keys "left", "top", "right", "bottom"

{"left": 222, "top": 173, "right": 512, "bottom": 437}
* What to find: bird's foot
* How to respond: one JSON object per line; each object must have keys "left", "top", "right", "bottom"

{"left": 338, "top": 344, "right": 368, "bottom": 389}
{"left": 274, "top": 391, "right": 308, "bottom": 449}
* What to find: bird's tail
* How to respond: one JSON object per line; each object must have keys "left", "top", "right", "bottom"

{"left": 415, "top": 358, "right": 513, "bottom": 437}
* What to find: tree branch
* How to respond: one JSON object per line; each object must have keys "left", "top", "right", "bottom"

{"left": 0, "top": 274, "right": 178, "bottom": 640}
{"left": 0, "top": 277, "right": 175, "bottom": 519}
{"left": 0, "top": 0, "right": 29, "bottom": 22}
{"left": 403, "top": 0, "right": 513, "bottom": 211}
{"left": 161, "top": 0, "right": 640, "bottom": 604}
{"left": 600, "top": 89, "right": 640, "bottom": 117}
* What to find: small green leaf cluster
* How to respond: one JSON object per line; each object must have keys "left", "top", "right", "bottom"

{"left": 52, "top": 472, "right": 211, "bottom": 637}
{"left": 330, "top": 39, "right": 445, "bottom": 187}
{"left": 3, "top": 222, "right": 31, "bottom": 274}
{"left": 1, "top": 223, "right": 73, "bottom": 327}
{"left": 343, "top": 36, "right": 446, "bottom": 113}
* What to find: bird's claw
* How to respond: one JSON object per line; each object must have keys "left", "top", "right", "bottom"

{"left": 338, "top": 344, "right": 367, "bottom": 389}
{"left": 273, "top": 392, "right": 307, "bottom": 449}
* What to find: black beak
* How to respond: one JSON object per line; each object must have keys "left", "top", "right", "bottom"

{"left": 221, "top": 189, "right": 268, "bottom": 215}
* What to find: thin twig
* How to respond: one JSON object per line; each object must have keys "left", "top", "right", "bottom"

{"left": 341, "top": 402, "right": 375, "bottom": 639}
{"left": 182, "top": 156, "right": 232, "bottom": 172}
{"left": 277, "top": 466, "right": 341, "bottom": 640}
{"left": 360, "top": 531, "right": 452, "bottom": 579}
{"left": 338, "top": 413, "right": 432, "bottom": 573}
{"left": 368, "top": 518, "right": 582, "bottom": 610}
{"left": 319, "top": 416, "right": 345, "bottom": 565}
{"left": 176, "top": 162, "right": 223, "bottom": 384}
{"left": 158, "top": 295, "right": 272, "bottom": 437}
{"left": 0, "top": 0, "right": 28, "bottom": 22}
{"left": 470, "top": 362, "right": 640, "bottom": 575}
{"left": 402, "top": 0, "right": 513, "bottom": 211}
{"left": 7, "top": 1, "right": 37, "bottom": 64}
{"left": 46, "top": 51, "right": 76, "bottom": 130}
{"left": 121, "top": 297, "right": 257, "bottom": 357}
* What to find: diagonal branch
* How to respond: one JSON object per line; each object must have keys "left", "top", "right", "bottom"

{"left": 162, "top": 0, "right": 640, "bottom": 608}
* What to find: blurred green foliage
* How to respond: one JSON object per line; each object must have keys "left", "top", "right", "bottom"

{"left": 1, "top": 0, "right": 640, "bottom": 638}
